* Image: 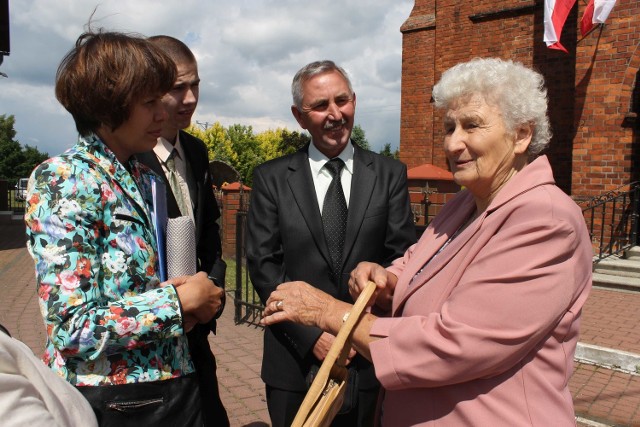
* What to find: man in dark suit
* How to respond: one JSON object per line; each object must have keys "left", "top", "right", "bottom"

{"left": 247, "top": 60, "right": 416, "bottom": 427}
{"left": 136, "top": 36, "right": 229, "bottom": 427}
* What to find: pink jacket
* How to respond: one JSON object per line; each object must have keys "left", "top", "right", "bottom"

{"left": 370, "top": 156, "right": 592, "bottom": 426}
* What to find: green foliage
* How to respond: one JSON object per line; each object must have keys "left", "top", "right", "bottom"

{"left": 0, "top": 114, "right": 49, "bottom": 181}
{"left": 279, "top": 129, "right": 310, "bottom": 156}
{"left": 187, "top": 121, "right": 382, "bottom": 188}
{"left": 350, "top": 124, "right": 370, "bottom": 150}
{"left": 255, "top": 128, "right": 284, "bottom": 162}
{"left": 0, "top": 114, "right": 17, "bottom": 142}
{"left": 379, "top": 143, "right": 400, "bottom": 159}
{"left": 189, "top": 123, "right": 238, "bottom": 165}
{"left": 256, "top": 128, "right": 310, "bottom": 161}
{"left": 19, "top": 145, "right": 49, "bottom": 177}
{"left": 226, "top": 124, "right": 263, "bottom": 187}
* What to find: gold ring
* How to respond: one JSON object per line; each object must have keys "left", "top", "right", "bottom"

{"left": 276, "top": 300, "right": 284, "bottom": 310}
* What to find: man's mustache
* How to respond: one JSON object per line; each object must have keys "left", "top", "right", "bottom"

{"left": 324, "top": 119, "right": 347, "bottom": 130}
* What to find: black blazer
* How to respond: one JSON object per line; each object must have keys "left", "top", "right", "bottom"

{"left": 247, "top": 142, "right": 416, "bottom": 390}
{"left": 136, "top": 130, "right": 226, "bottom": 283}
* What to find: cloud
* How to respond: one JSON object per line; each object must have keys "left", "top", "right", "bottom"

{"left": 1, "top": 0, "right": 413, "bottom": 156}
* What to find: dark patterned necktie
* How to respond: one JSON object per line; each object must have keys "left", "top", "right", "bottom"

{"left": 322, "top": 158, "right": 347, "bottom": 281}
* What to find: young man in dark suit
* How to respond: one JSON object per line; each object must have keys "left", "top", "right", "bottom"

{"left": 247, "top": 60, "right": 416, "bottom": 427}
{"left": 136, "top": 36, "right": 228, "bottom": 427}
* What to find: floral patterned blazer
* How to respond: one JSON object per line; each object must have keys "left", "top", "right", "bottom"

{"left": 25, "top": 134, "right": 193, "bottom": 386}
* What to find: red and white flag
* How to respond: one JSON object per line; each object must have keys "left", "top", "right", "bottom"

{"left": 581, "top": 0, "right": 617, "bottom": 36}
{"left": 544, "top": 0, "right": 577, "bottom": 52}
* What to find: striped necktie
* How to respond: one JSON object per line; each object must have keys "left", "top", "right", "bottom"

{"left": 165, "top": 149, "right": 189, "bottom": 217}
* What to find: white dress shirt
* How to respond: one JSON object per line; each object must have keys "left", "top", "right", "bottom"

{"left": 308, "top": 142, "right": 354, "bottom": 212}
{"left": 153, "top": 135, "right": 195, "bottom": 223}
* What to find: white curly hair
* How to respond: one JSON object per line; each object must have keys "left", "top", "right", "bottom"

{"left": 432, "top": 57, "right": 551, "bottom": 157}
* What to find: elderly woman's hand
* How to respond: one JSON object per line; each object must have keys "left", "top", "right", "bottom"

{"left": 349, "top": 262, "right": 398, "bottom": 312}
{"left": 262, "top": 280, "right": 382, "bottom": 362}
{"left": 261, "top": 281, "right": 346, "bottom": 330}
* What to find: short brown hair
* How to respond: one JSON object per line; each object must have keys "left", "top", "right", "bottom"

{"left": 55, "top": 30, "right": 177, "bottom": 136}
{"left": 148, "top": 35, "right": 197, "bottom": 66}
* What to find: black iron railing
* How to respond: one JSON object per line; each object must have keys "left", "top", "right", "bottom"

{"left": 233, "top": 210, "right": 264, "bottom": 326}
{"left": 1, "top": 180, "right": 26, "bottom": 215}
{"left": 580, "top": 182, "right": 639, "bottom": 262}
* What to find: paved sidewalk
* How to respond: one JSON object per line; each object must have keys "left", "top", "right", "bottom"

{"left": 1, "top": 217, "right": 639, "bottom": 426}
{"left": 214, "top": 304, "right": 269, "bottom": 425}
{"left": 570, "top": 288, "right": 640, "bottom": 426}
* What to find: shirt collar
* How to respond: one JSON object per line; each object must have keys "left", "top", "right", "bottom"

{"left": 154, "top": 133, "right": 185, "bottom": 163}
{"left": 308, "top": 141, "right": 354, "bottom": 177}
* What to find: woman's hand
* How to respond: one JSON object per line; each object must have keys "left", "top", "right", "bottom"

{"left": 164, "top": 272, "right": 225, "bottom": 326}
{"left": 349, "top": 262, "right": 398, "bottom": 312}
{"left": 261, "top": 281, "right": 347, "bottom": 332}
{"left": 181, "top": 314, "right": 198, "bottom": 333}
{"left": 262, "top": 280, "right": 380, "bottom": 362}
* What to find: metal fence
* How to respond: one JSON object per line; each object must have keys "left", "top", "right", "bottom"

{"left": 1, "top": 180, "right": 26, "bottom": 214}
{"left": 580, "top": 182, "right": 639, "bottom": 262}
{"left": 232, "top": 210, "right": 265, "bottom": 326}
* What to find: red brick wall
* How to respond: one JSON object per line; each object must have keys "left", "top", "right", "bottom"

{"left": 573, "top": 0, "right": 640, "bottom": 198}
{"left": 220, "top": 183, "right": 251, "bottom": 259}
{"left": 399, "top": 5, "right": 437, "bottom": 169}
{"left": 400, "top": 0, "right": 640, "bottom": 199}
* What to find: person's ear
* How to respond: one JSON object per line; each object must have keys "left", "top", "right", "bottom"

{"left": 513, "top": 122, "right": 533, "bottom": 154}
{"left": 291, "top": 105, "right": 308, "bottom": 130}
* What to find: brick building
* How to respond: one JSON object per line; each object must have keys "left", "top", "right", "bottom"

{"left": 398, "top": 0, "right": 639, "bottom": 201}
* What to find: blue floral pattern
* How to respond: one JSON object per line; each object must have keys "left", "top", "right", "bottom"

{"left": 25, "top": 134, "right": 193, "bottom": 386}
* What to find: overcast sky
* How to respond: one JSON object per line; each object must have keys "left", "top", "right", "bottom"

{"left": 1, "top": 0, "right": 414, "bottom": 157}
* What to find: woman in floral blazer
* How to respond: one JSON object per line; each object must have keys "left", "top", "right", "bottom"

{"left": 24, "top": 30, "right": 224, "bottom": 425}
{"left": 26, "top": 133, "right": 191, "bottom": 385}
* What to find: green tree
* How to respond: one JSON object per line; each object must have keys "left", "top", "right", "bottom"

{"left": 379, "top": 143, "right": 399, "bottom": 160}
{"left": 188, "top": 121, "right": 400, "bottom": 186}
{"left": 255, "top": 128, "right": 284, "bottom": 162}
{"left": 226, "top": 124, "right": 263, "bottom": 186}
{"left": 350, "top": 124, "right": 370, "bottom": 150}
{"left": 0, "top": 115, "right": 23, "bottom": 179}
{"left": 379, "top": 143, "right": 393, "bottom": 157}
{"left": 0, "top": 114, "right": 17, "bottom": 143}
{"left": 185, "top": 124, "right": 206, "bottom": 143}
{"left": 279, "top": 129, "right": 310, "bottom": 156}
{"left": 19, "top": 145, "right": 49, "bottom": 177}
{"left": 187, "top": 123, "right": 238, "bottom": 165}
{"left": 0, "top": 115, "right": 48, "bottom": 180}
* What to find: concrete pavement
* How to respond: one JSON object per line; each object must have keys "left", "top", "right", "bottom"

{"left": 1, "top": 215, "right": 639, "bottom": 426}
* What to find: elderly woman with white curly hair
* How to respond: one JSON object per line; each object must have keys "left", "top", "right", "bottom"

{"left": 261, "top": 57, "right": 593, "bottom": 426}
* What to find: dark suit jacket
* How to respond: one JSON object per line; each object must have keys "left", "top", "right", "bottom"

{"left": 136, "top": 130, "right": 226, "bottom": 282}
{"left": 247, "top": 142, "right": 416, "bottom": 391}
{"left": 136, "top": 130, "right": 228, "bottom": 426}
